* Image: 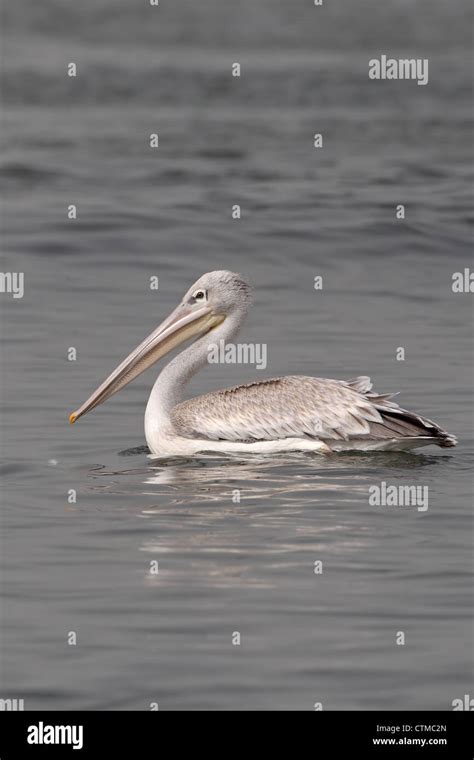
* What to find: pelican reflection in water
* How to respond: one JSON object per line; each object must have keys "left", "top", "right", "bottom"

{"left": 70, "top": 271, "right": 457, "bottom": 457}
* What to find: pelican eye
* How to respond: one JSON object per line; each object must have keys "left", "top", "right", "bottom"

{"left": 193, "top": 289, "right": 207, "bottom": 302}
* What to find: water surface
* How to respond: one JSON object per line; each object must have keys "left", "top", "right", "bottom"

{"left": 1, "top": 0, "right": 473, "bottom": 710}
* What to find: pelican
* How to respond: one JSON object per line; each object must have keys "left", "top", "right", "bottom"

{"left": 69, "top": 271, "right": 457, "bottom": 456}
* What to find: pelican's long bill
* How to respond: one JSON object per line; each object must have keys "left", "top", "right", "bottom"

{"left": 69, "top": 302, "right": 224, "bottom": 424}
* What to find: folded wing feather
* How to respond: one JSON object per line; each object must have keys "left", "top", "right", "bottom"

{"left": 171, "top": 375, "right": 454, "bottom": 446}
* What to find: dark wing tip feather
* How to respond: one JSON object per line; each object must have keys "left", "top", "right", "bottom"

{"left": 378, "top": 407, "right": 457, "bottom": 447}
{"left": 437, "top": 432, "right": 458, "bottom": 448}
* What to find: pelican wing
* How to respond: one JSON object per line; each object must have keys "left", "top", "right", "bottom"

{"left": 171, "top": 376, "right": 456, "bottom": 446}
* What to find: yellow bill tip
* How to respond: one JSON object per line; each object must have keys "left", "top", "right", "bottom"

{"left": 69, "top": 412, "right": 77, "bottom": 425}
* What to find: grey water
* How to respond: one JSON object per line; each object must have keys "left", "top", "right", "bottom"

{"left": 1, "top": 0, "right": 473, "bottom": 710}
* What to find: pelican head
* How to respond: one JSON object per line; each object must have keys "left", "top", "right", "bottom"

{"left": 69, "top": 270, "right": 251, "bottom": 424}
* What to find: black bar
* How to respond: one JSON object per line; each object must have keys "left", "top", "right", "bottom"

{"left": 0, "top": 710, "right": 472, "bottom": 757}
